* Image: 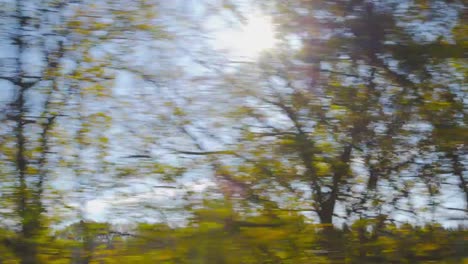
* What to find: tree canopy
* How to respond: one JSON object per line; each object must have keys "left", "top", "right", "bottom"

{"left": 0, "top": 0, "right": 466, "bottom": 263}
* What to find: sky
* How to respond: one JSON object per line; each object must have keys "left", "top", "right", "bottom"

{"left": 0, "top": 0, "right": 466, "bottom": 228}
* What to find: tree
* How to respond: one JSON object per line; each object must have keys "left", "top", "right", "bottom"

{"left": 0, "top": 0, "right": 182, "bottom": 262}
{"left": 205, "top": 0, "right": 467, "bottom": 227}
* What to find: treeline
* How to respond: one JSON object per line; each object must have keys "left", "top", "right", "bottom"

{"left": 1, "top": 202, "right": 466, "bottom": 263}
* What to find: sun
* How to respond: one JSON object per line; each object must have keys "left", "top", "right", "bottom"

{"left": 215, "top": 14, "right": 277, "bottom": 59}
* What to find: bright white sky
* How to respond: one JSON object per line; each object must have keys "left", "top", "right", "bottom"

{"left": 213, "top": 13, "right": 277, "bottom": 59}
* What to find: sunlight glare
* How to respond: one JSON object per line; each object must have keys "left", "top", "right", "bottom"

{"left": 216, "top": 14, "right": 276, "bottom": 58}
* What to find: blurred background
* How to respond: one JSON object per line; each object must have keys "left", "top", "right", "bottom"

{"left": 0, "top": 0, "right": 466, "bottom": 263}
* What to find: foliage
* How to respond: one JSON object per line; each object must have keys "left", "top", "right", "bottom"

{"left": 1, "top": 206, "right": 467, "bottom": 263}
{"left": 0, "top": 0, "right": 466, "bottom": 263}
